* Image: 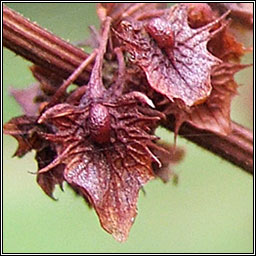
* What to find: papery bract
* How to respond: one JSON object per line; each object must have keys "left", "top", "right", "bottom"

{"left": 37, "top": 94, "right": 164, "bottom": 241}
{"left": 116, "top": 4, "right": 227, "bottom": 107}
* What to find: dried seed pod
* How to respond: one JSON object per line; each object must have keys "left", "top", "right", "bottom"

{"left": 145, "top": 17, "right": 175, "bottom": 50}
{"left": 88, "top": 103, "right": 111, "bottom": 144}
{"left": 116, "top": 4, "right": 229, "bottom": 107}
{"left": 145, "top": 17, "right": 175, "bottom": 61}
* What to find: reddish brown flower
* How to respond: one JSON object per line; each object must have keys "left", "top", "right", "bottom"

{"left": 37, "top": 94, "right": 163, "bottom": 241}
{"left": 115, "top": 4, "right": 228, "bottom": 107}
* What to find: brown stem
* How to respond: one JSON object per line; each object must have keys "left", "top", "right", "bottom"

{"left": 163, "top": 117, "right": 253, "bottom": 175}
{"left": 3, "top": 5, "right": 253, "bottom": 175}
{"left": 3, "top": 5, "right": 91, "bottom": 86}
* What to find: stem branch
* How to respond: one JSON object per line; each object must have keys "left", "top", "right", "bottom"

{"left": 3, "top": 5, "right": 91, "bottom": 85}
{"left": 163, "top": 117, "right": 253, "bottom": 175}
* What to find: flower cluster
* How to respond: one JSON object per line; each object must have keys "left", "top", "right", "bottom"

{"left": 4, "top": 3, "right": 250, "bottom": 241}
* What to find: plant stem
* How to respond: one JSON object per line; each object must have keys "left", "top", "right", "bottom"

{"left": 3, "top": 5, "right": 91, "bottom": 86}
{"left": 3, "top": 5, "right": 253, "bottom": 175}
{"left": 163, "top": 117, "right": 253, "bottom": 175}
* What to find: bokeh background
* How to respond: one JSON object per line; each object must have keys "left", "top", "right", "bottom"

{"left": 3, "top": 3, "right": 253, "bottom": 253}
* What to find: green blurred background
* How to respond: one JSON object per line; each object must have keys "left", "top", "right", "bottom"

{"left": 3, "top": 3, "right": 253, "bottom": 253}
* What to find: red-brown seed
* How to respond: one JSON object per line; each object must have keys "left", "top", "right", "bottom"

{"left": 145, "top": 17, "right": 175, "bottom": 50}
{"left": 88, "top": 103, "right": 111, "bottom": 144}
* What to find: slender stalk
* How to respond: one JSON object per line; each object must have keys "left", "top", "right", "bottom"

{"left": 3, "top": 5, "right": 253, "bottom": 175}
